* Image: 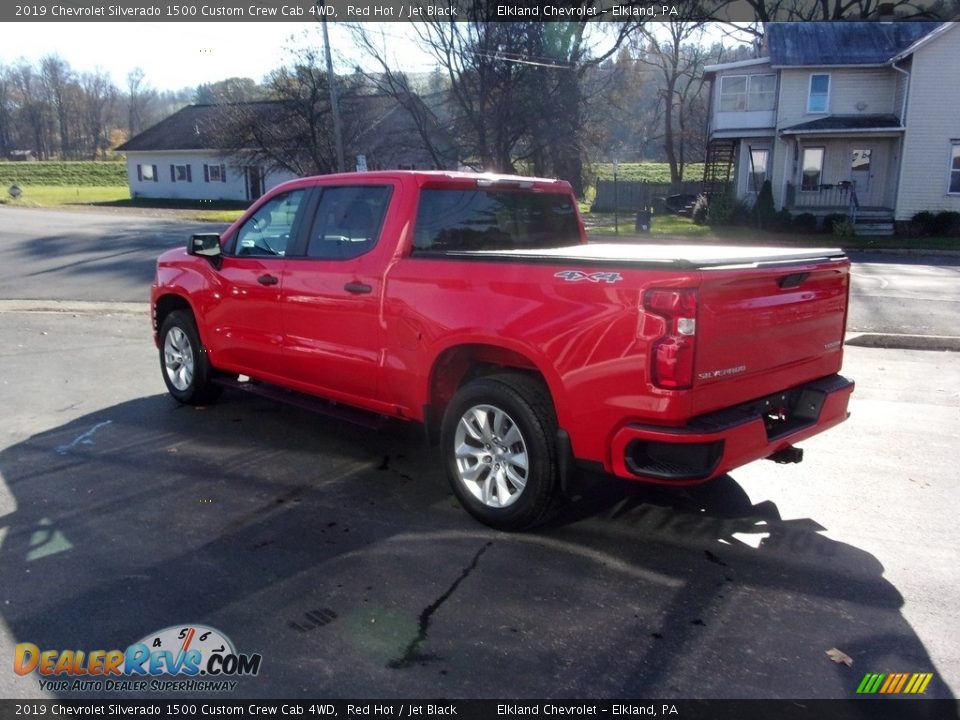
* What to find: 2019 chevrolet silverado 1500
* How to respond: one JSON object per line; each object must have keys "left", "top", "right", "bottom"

{"left": 151, "top": 171, "right": 854, "bottom": 530}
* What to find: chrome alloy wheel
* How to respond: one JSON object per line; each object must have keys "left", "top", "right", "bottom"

{"left": 163, "top": 326, "right": 195, "bottom": 392}
{"left": 453, "top": 404, "right": 529, "bottom": 508}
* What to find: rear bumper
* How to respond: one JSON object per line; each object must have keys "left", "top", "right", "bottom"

{"left": 608, "top": 374, "right": 854, "bottom": 484}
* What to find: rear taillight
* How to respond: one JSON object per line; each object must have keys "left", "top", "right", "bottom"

{"left": 644, "top": 288, "right": 697, "bottom": 389}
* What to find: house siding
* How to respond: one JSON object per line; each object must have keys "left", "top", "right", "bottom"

{"left": 124, "top": 151, "right": 297, "bottom": 202}
{"left": 896, "top": 27, "right": 960, "bottom": 220}
{"left": 776, "top": 67, "right": 897, "bottom": 128}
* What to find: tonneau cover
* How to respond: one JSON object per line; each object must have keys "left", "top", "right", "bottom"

{"left": 438, "top": 243, "right": 846, "bottom": 269}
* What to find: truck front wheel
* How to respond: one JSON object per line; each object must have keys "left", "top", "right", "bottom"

{"left": 159, "top": 310, "right": 222, "bottom": 405}
{"left": 441, "top": 374, "right": 560, "bottom": 531}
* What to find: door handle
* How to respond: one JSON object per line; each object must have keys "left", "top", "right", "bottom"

{"left": 257, "top": 274, "right": 279, "bottom": 286}
{"left": 344, "top": 282, "right": 373, "bottom": 295}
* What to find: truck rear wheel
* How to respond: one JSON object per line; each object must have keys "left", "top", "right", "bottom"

{"left": 159, "top": 310, "right": 221, "bottom": 405}
{"left": 441, "top": 373, "right": 560, "bottom": 531}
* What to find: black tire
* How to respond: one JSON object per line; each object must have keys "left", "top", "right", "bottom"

{"left": 158, "top": 309, "right": 222, "bottom": 405}
{"left": 440, "top": 373, "right": 561, "bottom": 531}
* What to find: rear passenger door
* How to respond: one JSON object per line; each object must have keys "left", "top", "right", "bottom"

{"left": 280, "top": 184, "right": 393, "bottom": 406}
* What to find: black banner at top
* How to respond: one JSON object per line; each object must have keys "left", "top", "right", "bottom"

{"left": 2, "top": 0, "right": 955, "bottom": 23}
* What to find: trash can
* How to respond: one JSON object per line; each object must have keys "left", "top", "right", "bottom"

{"left": 635, "top": 209, "right": 652, "bottom": 233}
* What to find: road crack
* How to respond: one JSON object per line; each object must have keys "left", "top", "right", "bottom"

{"left": 387, "top": 541, "right": 493, "bottom": 669}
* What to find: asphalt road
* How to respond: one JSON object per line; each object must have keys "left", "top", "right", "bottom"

{"left": 0, "top": 311, "right": 957, "bottom": 701}
{"left": 0, "top": 206, "right": 958, "bottom": 703}
{"left": 2, "top": 206, "right": 958, "bottom": 337}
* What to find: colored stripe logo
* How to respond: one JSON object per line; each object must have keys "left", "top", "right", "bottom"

{"left": 857, "top": 672, "right": 933, "bottom": 694}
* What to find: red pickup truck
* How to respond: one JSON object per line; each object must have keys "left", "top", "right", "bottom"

{"left": 151, "top": 171, "right": 853, "bottom": 530}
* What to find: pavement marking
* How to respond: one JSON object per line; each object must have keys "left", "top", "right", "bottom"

{"left": 54, "top": 420, "right": 113, "bottom": 456}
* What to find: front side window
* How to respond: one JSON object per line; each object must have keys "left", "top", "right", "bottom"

{"left": 747, "top": 74, "right": 777, "bottom": 111}
{"left": 749, "top": 148, "right": 770, "bottom": 192}
{"left": 950, "top": 143, "right": 960, "bottom": 194}
{"left": 138, "top": 164, "right": 157, "bottom": 182}
{"left": 808, "top": 74, "right": 830, "bottom": 113}
{"left": 412, "top": 188, "right": 580, "bottom": 253}
{"left": 306, "top": 185, "right": 391, "bottom": 260}
{"left": 233, "top": 189, "right": 306, "bottom": 257}
{"left": 801, "top": 147, "right": 825, "bottom": 191}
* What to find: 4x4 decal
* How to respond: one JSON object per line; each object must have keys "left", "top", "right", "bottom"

{"left": 554, "top": 270, "right": 623, "bottom": 284}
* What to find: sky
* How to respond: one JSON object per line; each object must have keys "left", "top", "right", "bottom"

{"left": 1, "top": 22, "right": 438, "bottom": 92}
{"left": 2, "top": 21, "right": 741, "bottom": 94}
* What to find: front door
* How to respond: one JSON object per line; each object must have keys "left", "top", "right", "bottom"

{"left": 246, "top": 166, "right": 264, "bottom": 201}
{"left": 850, "top": 147, "right": 873, "bottom": 195}
{"left": 206, "top": 188, "right": 308, "bottom": 375}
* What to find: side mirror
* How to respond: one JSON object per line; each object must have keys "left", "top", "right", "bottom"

{"left": 188, "top": 233, "right": 222, "bottom": 260}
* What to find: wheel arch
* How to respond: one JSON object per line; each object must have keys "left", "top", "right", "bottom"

{"left": 424, "top": 341, "right": 566, "bottom": 444}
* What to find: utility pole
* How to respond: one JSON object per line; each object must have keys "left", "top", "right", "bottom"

{"left": 321, "top": 16, "right": 345, "bottom": 173}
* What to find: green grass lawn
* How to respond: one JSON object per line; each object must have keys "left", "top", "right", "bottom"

{"left": 592, "top": 162, "right": 705, "bottom": 184}
{"left": 0, "top": 184, "right": 248, "bottom": 222}
{"left": 0, "top": 185, "right": 131, "bottom": 206}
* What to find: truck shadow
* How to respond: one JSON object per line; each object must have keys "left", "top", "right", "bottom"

{"left": 0, "top": 394, "right": 952, "bottom": 700}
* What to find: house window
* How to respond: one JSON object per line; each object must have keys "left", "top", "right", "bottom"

{"left": 807, "top": 74, "right": 830, "bottom": 113}
{"left": 950, "top": 143, "right": 960, "bottom": 194}
{"left": 719, "top": 76, "right": 747, "bottom": 112}
{"left": 137, "top": 164, "right": 158, "bottom": 182}
{"left": 204, "top": 163, "right": 227, "bottom": 183}
{"left": 719, "top": 74, "right": 776, "bottom": 112}
{"left": 801, "top": 147, "right": 825, "bottom": 191}
{"left": 170, "top": 164, "right": 192, "bottom": 182}
{"left": 748, "top": 147, "right": 770, "bottom": 192}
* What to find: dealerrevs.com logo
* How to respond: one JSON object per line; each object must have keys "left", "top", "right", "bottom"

{"left": 14, "top": 624, "right": 262, "bottom": 693}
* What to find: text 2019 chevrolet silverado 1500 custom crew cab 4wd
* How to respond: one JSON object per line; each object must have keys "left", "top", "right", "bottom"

{"left": 151, "top": 171, "right": 854, "bottom": 530}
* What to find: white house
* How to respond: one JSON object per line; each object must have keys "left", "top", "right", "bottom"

{"left": 116, "top": 104, "right": 296, "bottom": 202}
{"left": 704, "top": 22, "right": 960, "bottom": 232}
{"left": 117, "top": 97, "right": 458, "bottom": 203}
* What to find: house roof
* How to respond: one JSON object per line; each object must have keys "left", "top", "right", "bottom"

{"left": 780, "top": 114, "right": 903, "bottom": 135}
{"left": 767, "top": 22, "right": 944, "bottom": 66}
{"left": 116, "top": 103, "right": 288, "bottom": 152}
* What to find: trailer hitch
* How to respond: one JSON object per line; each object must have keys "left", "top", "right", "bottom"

{"left": 766, "top": 446, "right": 804, "bottom": 464}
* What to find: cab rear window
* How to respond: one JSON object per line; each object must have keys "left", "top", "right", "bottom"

{"left": 412, "top": 189, "right": 580, "bottom": 253}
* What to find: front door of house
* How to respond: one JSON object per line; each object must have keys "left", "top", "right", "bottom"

{"left": 849, "top": 146, "right": 875, "bottom": 202}
{"left": 246, "top": 166, "right": 264, "bottom": 201}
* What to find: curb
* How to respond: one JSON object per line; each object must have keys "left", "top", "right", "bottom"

{"left": 845, "top": 333, "right": 960, "bottom": 352}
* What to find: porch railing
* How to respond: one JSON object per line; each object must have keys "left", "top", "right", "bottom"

{"left": 785, "top": 182, "right": 860, "bottom": 222}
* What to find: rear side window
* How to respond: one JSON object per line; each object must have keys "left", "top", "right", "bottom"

{"left": 412, "top": 189, "right": 580, "bottom": 253}
{"left": 306, "top": 185, "right": 391, "bottom": 260}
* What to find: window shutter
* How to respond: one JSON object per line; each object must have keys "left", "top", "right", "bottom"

{"left": 137, "top": 165, "right": 143, "bottom": 182}
{"left": 221, "top": 164, "right": 227, "bottom": 183}
{"left": 204, "top": 164, "right": 209, "bottom": 182}
{"left": 186, "top": 165, "right": 192, "bottom": 182}
{"left": 170, "top": 165, "right": 175, "bottom": 182}
{"left": 152, "top": 165, "right": 158, "bottom": 182}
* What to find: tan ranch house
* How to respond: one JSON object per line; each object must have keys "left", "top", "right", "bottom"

{"left": 704, "top": 22, "right": 960, "bottom": 234}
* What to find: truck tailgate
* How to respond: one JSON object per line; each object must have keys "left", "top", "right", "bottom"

{"left": 691, "top": 256, "right": 850, "bottom": 415}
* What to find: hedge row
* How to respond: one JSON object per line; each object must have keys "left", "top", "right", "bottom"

{"left": 0, "top": 161, "right": 127, "bottom": 187}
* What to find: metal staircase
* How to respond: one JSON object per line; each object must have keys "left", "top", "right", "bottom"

{"left": 702, "top": 140, "right": 736, "bottom": 197}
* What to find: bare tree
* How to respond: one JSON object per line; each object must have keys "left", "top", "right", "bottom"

{"left": 40, "top": 55, "right": 75, "bottom": 159}
{"left": 215, "top": 47, "right": 372, "bottom": 176}
{"left": 127, "top": 67, "right": 156, "bottom": 138}
{"left": 79, "top": 70, "right": 117, "bottom": 160}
